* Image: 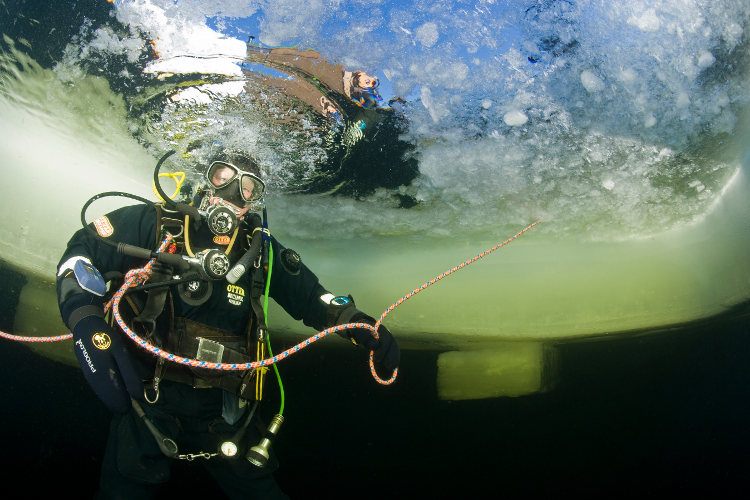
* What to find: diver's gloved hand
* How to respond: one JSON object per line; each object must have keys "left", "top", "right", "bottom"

{"left": 146, "top": 261, "right": 173, "bottom": 283}
{"left": 70, "top": 314, "right": 145, "bottom": 414}
{"left": 348, "top": 314, "right": 400, "bottom": 374}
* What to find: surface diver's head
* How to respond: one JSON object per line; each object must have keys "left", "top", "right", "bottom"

{"left": 352, "top": 71, "right": 379, "bottom": 90}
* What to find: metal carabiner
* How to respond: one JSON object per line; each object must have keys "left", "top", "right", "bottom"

{"left": 178, "top": 451, "right": 218, "bottom": 461}
{"left": 144, "top": 376, "right": 160, "bottom": 404}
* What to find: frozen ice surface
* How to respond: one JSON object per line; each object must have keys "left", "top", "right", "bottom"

{"left": 54, "top": 0, "right": 750, "bottom": 241}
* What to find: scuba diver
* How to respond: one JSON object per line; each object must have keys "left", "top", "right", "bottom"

{"left": 347, "top": 70, "right": 382, "bottom": 109}
{"left": 243, "top": 43, "right": 417, "bottom": 199}
{"left": 245, "top": 44, "right": 382, "bottom": 110}
{"left": 55, "top": 151, "right": 400, "bottom": 499}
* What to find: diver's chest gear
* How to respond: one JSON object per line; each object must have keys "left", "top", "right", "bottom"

{"left": 120, "top": 206, "right": 270, "bottom": 403}
{"left": 124, "top": 277, "right": 263, "bottom": 403}
{"left": 162, "top": 203, "right": 244, "bottom": 296}
{"left": 194, "top": 190, "right": 242, "bottom": 237}
{"left": 203, "top": 202, "right": 239, "bottom": 236}
{"left": 185, "top": 248, "right": 231, "bottom": 280}
{"left": 177, "top": 279, "right": 214, "bottom": 306}
{"left": 179, "top": 212, "right": 269, "bottom": 306}
{"left": 148, "top": 316, "right": 260, "bottom": 402}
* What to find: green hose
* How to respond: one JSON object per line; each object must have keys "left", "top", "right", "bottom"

{"left": 263, "top": 244, "right": 285, "bottom": 416}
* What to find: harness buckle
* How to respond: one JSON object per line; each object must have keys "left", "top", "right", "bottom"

{"left": 196, "top": 337, "right": 225, "bottom": 364}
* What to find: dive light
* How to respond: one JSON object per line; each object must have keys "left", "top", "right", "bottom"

{"left": 246, "top": 413, "right": 284, "bottom": 467}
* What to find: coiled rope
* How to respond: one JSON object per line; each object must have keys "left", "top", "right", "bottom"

{"left": 1, "top": 220, "right": 540, "bottom": 385}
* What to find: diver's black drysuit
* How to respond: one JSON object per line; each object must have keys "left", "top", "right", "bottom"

{"left": 56, "top": 202, "right": 398, "bottom": 499}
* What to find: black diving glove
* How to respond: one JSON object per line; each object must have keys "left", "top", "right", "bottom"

{"left": 325, "top": 294, "right": 400, "bottom": 373}
{"left": 348, "top": 314, "right": 401, "bottom": 374}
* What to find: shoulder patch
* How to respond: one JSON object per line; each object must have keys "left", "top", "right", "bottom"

{"left": 93, "top": 216, "right": 114, "bottom": 238}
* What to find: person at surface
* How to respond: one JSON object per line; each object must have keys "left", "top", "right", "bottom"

{"left": 246, "top": 45, "right": 383, "bottom": 108}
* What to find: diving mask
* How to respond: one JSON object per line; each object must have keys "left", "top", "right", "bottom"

{"left": 206, "top": 161, "right": 266, "bottom": 210}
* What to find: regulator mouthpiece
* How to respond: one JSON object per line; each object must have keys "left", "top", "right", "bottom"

{"left": 205, "top": 204, "right": 237, "bottom": 236}
{"left": 246, "top": 414, "right": 284, "bottom": 468}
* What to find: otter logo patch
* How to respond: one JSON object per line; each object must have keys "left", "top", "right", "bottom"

{"left": 93, "top": 216, "right": 114, "bottom": 237}
{"left": 92, "top": 332, "right": 112, "bottom": 350}
{"left": 213, "top": 235, "right": 231, "bottom": 245}
{"left": 226, "top": 284, "right": 245, "bottom": 306}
